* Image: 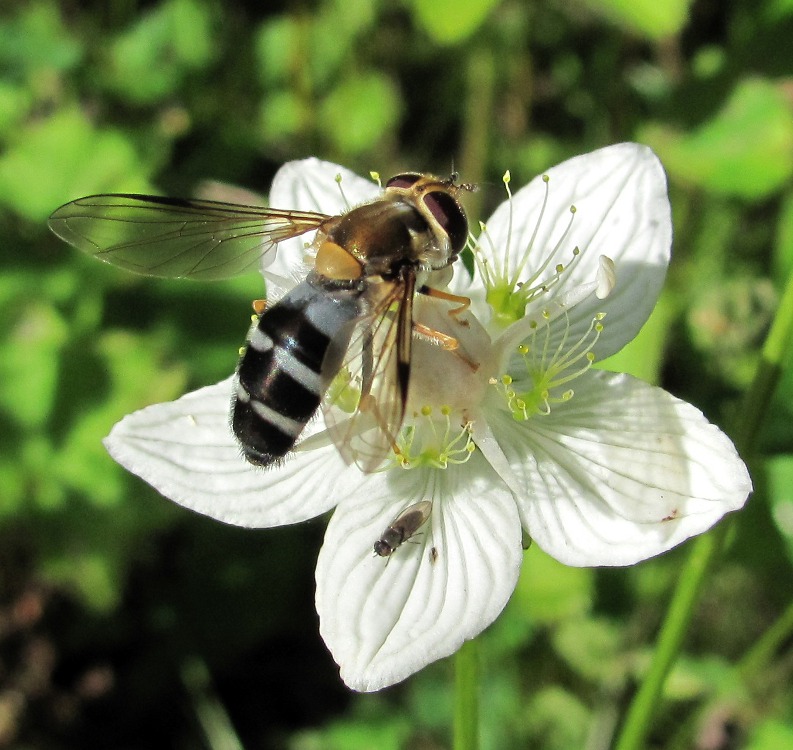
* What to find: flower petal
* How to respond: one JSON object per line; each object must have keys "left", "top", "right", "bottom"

{"left": 315, "top": 454, "right": 522, "bottom": 691}
{"left": 265, "top": 158, "right": 382, "bottom": 280}
{"left": 486, "top": 371, "right": 751, "bottom": 566}
{"left": 104, "top": 378, "right": 353, "bottom": 527}
{"left": 483, "top": 143, "right": 672, "bottom": 359}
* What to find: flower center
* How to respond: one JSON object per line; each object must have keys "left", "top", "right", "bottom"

{"left": 393, "top": 405, "right": 475, "bottom": 469}
{"left": 494, "top": 310, "right": 606, "bottom": 420}
{"left": 475, "top": 171, "right": 583, "bottom": 328}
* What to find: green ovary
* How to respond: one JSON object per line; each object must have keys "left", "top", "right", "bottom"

{"left": 486, "top": 284, "right": 528, "bottom": 328}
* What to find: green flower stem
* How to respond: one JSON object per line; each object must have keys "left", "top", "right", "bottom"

{"left": 738, "top": 591, "right": 793, "bottom": 681}
{"left": 181, "top": 657, "right": 244, "bottom": 750}
{"left": 454, "top": 639, "right": 480, "bottom": 750}
{"left": 614, "top": 269, "right": 793, "bottom": 750}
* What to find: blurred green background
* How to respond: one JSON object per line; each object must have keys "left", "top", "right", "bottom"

{"left": 1, "top": 0, "right": 793, "bottom": 748}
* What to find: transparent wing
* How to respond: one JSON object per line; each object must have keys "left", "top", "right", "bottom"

{"left": 48, "top": 194, "right": 331, "bottom": 280}
{"left": 321, "top": 276, "right": 414, "bottom": 472}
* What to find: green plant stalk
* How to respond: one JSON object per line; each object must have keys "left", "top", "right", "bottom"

{"left": 738, "top": 571, "right": 793, "bottom": 681}
{"left": 614, "top": 268, "right": 793, "bottom": 750}
{"left": 454, "top": 639, "right": 480, "bottom": 750}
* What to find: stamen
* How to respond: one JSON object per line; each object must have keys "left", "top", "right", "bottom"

{"left": 518, "top": 206, "right": 580, "bottom": 297}
{"left": 509, "top": 174, "right": 551, "bottom": 289}
{"left": 334, "top": 173, "right": 351, "bottom": 209}
{"left": 394, "top": 407, "right": 475, "bottom": 470}
{"left": 494, "top": 311, "right": 607, "bottom": 420}
{"left": 501, "top": 171, "right": 514, "bottom": 283}
{"left": 473, "top": 220, "right": 497, "bottom": 290}
{"left": 476, "top": 172, "right": 586, "bottom": 327}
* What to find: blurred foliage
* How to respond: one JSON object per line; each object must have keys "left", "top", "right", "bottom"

{"left": 1, "top": 0, "right": 792, "bottom": 748}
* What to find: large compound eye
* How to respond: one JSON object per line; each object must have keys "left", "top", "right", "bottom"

{"left": 424, "top": 190, "right": 468, "bottom": 255}
{"left": 385, "top": 173, "right": 422, "bottom": 190}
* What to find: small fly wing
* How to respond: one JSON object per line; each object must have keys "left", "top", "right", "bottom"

{"left": 321, "top": 277, "right": 414, "bottom": 472}
{"left": 374, "top": 500, "right": 433, "bottom": 557}
{"left": 392, "top": 500, "right": 433, "bottom": 538}
{"left": 48, "top": 194, "right": 330, "bottom": 280}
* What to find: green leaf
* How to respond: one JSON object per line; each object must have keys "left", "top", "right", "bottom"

{"left": 0, "top": 108, "right": 151, "bottom": 222}
{"left": 745, "top": 720, "right": 793, "bottom": 750}
{"left": 579, "top": 0, "right": 693, "bottom": 39}
{"left": 0, "top": 1, "right": 82, "bottom": 80}
{"left": 41, "top": 548, "right": 123, "bottom": 611}
{"left": 552, "top": 618, "right": 622, "bottom": 682}
{"left": 103, "top": 0, "right": 214, "bottom": 104}
{"left": 255, "top": 15, "right": 301, "bottom": 87}
{"left": 639, "top": 79, "right": 793, "bottom": 200}
{"left": 0, "top": 300, "right": 68, "bottom": 429}
{"left": 259, "top": 90, "right": 308, "bottom": 142}
{"left": 510, "top": 546, "right": 594, "bottom": 624}
{"left": 53, "top": 329, "right": 188, "bottom": 508}
{"left": 318, "top": 73, "right": 400, "bottom": 155}
{"left": 409, "top": 0, "right": 501, "bottom": 44}
{"left": 597, "top": 288, "right": 675, "bottom": 384}
{"left": 0, "top": 82, "right": 33, "bottom": 136}
{"left": 524, "top": 687, "right": 590, "bottom": 750}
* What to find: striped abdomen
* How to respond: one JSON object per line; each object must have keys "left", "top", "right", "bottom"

{"left": 232, "top": 276, "right": 363, "bottom": 466}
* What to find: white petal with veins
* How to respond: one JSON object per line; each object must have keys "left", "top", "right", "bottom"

{"left": 316, "top": 454, "right": 522, "bottom": 691}
{"left": 473, "top": 144, "right": 671, "bottom": 360}
{"left": 104, "top": 378, "right": 354, "bottom": 527}
{"left": 487, "top": 370, "right": 752, "bottom": 566}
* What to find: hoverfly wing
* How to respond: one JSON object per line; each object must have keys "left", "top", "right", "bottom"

{"left": 48, "top": 194, "right": 330, "bottom": 280}
{"left": 320, "top": 275, "right": 414, "bottom": 472}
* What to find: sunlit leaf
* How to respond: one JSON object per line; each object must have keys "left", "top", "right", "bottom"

{"left": 0, "top": 108, "right": 152, "bottom": 222}
{"left": 525, "top": 687, "right": 590, "bottom": 750}
{"left": 0, "top": 83, "right": 33, "bottom": 136}
{"left": 408, "top": 0, "right": 501, "bottom": 44}
{"left": 597, "top": 289, "right": 674, "bottom": 384}
{"left": 552, "top": 618, "right": 622, "bottom": 682}
{"left": 0, "top": 301, "right": 68, "bottom": 429}
{"left": 745, "top": 720, "right": 793, "bottom": 750}
{"left": 0, "top": 1, "right": 82, "bottom": 79}
{"left": 318, "top": 73, "right": 400, "bottom": 155}
{"left": 103, "top": 0, "right": 214, "bottom": 103}
{"left": 255, "top": 15, "right": 300, "bottom": 87}
{"left": 639, "top": 79, "right": 793, "bottom": 200}
{"left": 53, "top": 329, "right": 188, "bottom": 507}
{"left": 580, "top": 0, "right": 693, "bottom": 39}
{"left": 510, "top": 546, "right": 594, "bottom": 624}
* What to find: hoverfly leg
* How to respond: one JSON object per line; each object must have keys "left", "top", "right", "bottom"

{"left": 358, "top": 392, "right": 403, "bottom": 459}
{"left": 413, "top": 322, "right": 479, "bottom": 372}
{"left": 413, "top": 322, "right": 459, "bottom": 351}
{"left": 418, "top": 285, "right": 471, "bottom": 316}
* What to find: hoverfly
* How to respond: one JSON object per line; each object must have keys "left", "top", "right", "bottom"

{"left": 373, "top": 500, "right": 433, "bottom": 557}
{"left": 48, "top": 171, "right": 472, "bottom": 471}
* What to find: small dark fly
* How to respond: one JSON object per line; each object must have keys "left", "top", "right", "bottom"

{"left": 373, "top": 500, "right": 433, "bottom": 557}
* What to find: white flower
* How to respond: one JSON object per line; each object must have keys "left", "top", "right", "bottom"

{"left": 105, "top": 144, "right": 752, "bottom": 691}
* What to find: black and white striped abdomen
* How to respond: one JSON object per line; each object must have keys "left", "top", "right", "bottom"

{"left": 232, "top": 277, "right": 363, "bottom": 466}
